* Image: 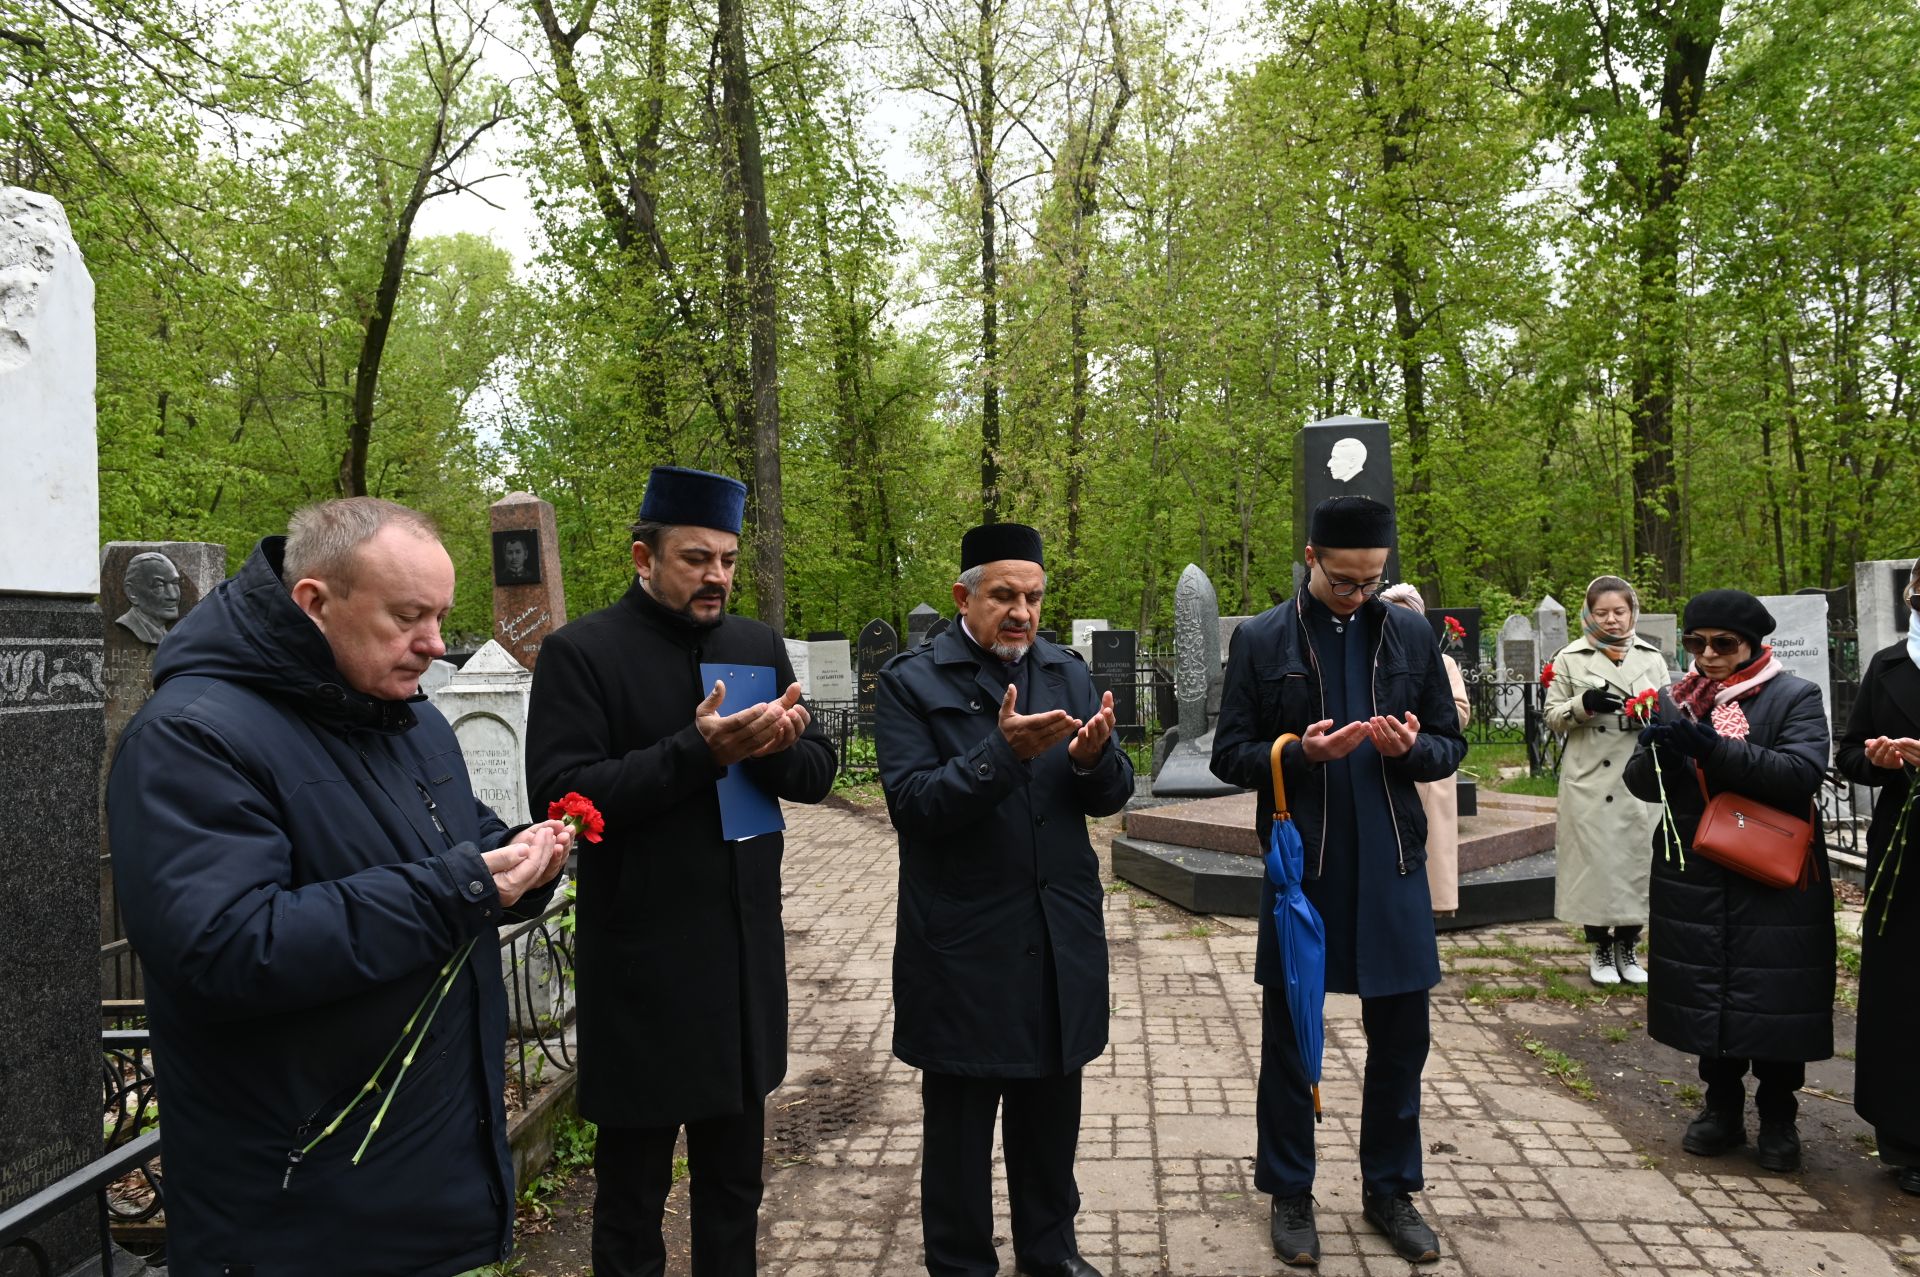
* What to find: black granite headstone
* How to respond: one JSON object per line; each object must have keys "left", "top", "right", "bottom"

{"left": 1425, "top": 606, "right": 1482, "bottom": 668}
{"left": 925, "top": 617, "right": 951, "bottom": 642}
{"left": 1089, "top": 628, "right": 1140, "bottom": 743}
{"left": 855, "top": 618, "right": 897, "bottom": 734}
{"left": 1036, "top": 629, "right": 1058, "bottom": 644}
{"left": 906, "top": 603, "right": 941, "bottom": 648}
{"left": 0, "top": 597, "right": 105, "bottom": 1270}
{"left": 1291, "top": 415, "right": 1400, "bottom": 584}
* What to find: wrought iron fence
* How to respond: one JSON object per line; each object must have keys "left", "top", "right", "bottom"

{"left": 1457, "top": 665, "right": 1564, "bottom": 776}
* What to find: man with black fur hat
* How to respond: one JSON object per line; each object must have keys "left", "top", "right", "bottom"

{"left": 1211, "top": 495, "right": 1466, "bottom": 1267}
{"left": 526, "top": 466, "right": 838, "bottom": 1277}
{"left": 874, "top": 522, "right": 1134, "bottom": 1277}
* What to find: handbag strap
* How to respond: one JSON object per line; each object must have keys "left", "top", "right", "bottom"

{"left": 1270, "top": 734, "right": 1301, "bottom": 822}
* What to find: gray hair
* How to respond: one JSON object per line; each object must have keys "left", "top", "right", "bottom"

{"left": 956, "top": 565, "right": 1047, "bottom": 596}
{"left": 285, "top": 497, "right": 440, "bottom": 591}
{"left": 123, "top": 551, "right": 177, "bottom": 588}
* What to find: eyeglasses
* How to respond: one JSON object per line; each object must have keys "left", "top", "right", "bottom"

{"left": 1318, "top": 567, "right": 1389, "bottom": 598}
{"left": 1906, "top": 589, "right": 1920, "bottom": 615}
{"left": 1681, "top": 632, "right": 1745, "bottom": 656}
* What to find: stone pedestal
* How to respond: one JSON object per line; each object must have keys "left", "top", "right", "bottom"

{"left": 432, "top": 640, "right": 533, "bottom": 825}
{"left": 0, "top": 598, "right": 105, "bottom": 1269}
{"left": 490, "top": 492, "right": 567, "bottom": 670}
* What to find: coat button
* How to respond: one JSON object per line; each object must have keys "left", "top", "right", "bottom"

{"left": 976, "top": 761, "right": 993, "bottom": 778}
{"left": 1040, "top": 879, "right": 1050, "bottom": 890}
{"left": 970, "top": 699, "right": 982, "bottom": 711}
{"left": 1605, "top": 795, "right": 1614, "bottom": 803}
{"left": 1602, "top": 759, "right": 1611, "bottom": 767}
{"left": 468, "top": 880, "right": 486, "bottom": 897}
{"left": 1035, "top": 815, "right": 1047, "bottom": 827}
{"left": 1026, "top": 944, "right": 1040, "bottom": 956}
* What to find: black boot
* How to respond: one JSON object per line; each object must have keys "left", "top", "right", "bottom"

{"left": 1270, "top": 1194, "right": 1319, "bottom": 1267}
{"left": 1898, "top": 1167, "right": 1920, "bottom": 1195}
{"left": 1755, "top": 1120, "right": 1801, "bottom": 1172}
{"left": 1361, "top": 1189, "right": 1440, "bottom": 1264}
{"left": 1682, "top": 1106, "right": 1746, "bottom": 1157}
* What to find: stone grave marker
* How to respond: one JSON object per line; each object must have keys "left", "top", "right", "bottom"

{"left": 1639, "top": 612, "right": 1679, "bottom": 670}
{"left": 807, "top": 636, "right": 855, "bottom": 703}
{"left": 1534, "top": 594, "right": 1569, "bottom": 664}
{"left": 1219, "top": 615, "right": 1254, "bottom": 667}
{"left": 1856, "top": 559, "right": 1917, "bottom": 659}
{"left": 433, "top": 640, "right": 533, "bottom": 826}
{"left": 0, "top": 186, "right": 105, "bottom": 1269}
{"left": 1071, "top": 619, "right": 1110, "bottom": 647}
{"left": 925, "top": 616, "right": 951, "bottom": 643}
{"left": 807, "top": 630, "right": 846, "bottom": 642}
{"left": 1426, "top": 606, "right": 1482, "bottom": 667}
{"left": 855, "top": 619, "right": 897, "bottom": 733}
{"left": 1496, "top": 614, "right": 1536, "bottom": 725}
{"left": 1152, "top": 563, "right": 1240, "bottom": 796}
{"left": 1036, "top": 629, "right": 1058, "bottom": 644}
{"left": 1090, "top": 628, "right": 1141, "bottom": 743}
{"left": 1291, "top": 414, "right": 1399, "bottom": 584}
{"left": 906, "top": 603, "right": 941, "bottom": 648}
{"left": 783, "top": 637, "right": 813, "bottom": 696}
{"left": 1760, "top": 593, "right": 1832, "bottom": 732}
{"left": 490, "top": 492, "right": 567, "bottom": 670}
{"left": 418, "top": 657, "right": 457, "bottom": 697}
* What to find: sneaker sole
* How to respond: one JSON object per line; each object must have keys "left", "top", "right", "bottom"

{"left": 1275, "top": 1250, "right": 1319, "bottom": 1267}
{"left": 1364, "top": 1209, "right": 1440, "bottom": 1263}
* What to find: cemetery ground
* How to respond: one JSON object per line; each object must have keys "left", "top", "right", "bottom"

{"left": 504, "top": 794, "right": 1920, "bottom": 1277}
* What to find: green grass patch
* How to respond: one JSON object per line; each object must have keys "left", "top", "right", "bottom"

{"left": 1464, "top": 981, "right": 1539, "bottom": 1004}
{"left": 1494, "top": 773, "right": 1561, "bottom": 797}
{"left": 1601, "top": 1026, "right": 1629, "bottom": 1044}
{"left": 1521, "top": 1035, "right": 1597, "bottom": 1100}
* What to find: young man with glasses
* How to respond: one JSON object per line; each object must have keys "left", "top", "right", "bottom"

{"left": 1211, "top": 496, "right": 1467, "bottom": 1268}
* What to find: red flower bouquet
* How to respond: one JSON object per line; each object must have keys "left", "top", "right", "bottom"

{"left": 549, "top": 792, "right": 605, "bottom": 843}
{"left": 1540, "top": 661, "right": 1555, "bottom": 689}
{"left": 1442, "top": 615, "right": 1467, "bottom": 652}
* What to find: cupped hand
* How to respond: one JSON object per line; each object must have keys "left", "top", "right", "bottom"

{"left": 1367, "top": 712, "right": 1420, "bottom": 758}
{"left": 483, "top": 825, "right": 555, "bottom": 907}
{"left": 1299, "top": 718, "right": 1371, "bottom": 764}
{"left": 696, "top": 679, "right": 805, "bottom": 767}
{"left": 1068, "top": 690, "right": 1117, "bottom": 767}
{"left": 999, "top": 684, "right": 1081, "bottom": 761}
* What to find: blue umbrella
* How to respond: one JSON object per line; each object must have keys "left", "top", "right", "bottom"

{"left": 1266, "top": 733, "right": 1327, "bottom": 1122}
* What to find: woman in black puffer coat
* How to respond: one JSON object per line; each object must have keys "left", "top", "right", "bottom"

{"left": 1624, "top": 589, "right": 1834, "bottom": 1174}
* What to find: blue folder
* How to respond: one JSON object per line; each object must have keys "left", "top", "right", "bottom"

{"left": 698, "top": 663, "right": 788, "bottom": 842}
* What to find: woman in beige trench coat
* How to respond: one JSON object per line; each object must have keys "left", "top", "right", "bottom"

{"left": 1543, "top": 575, "right": 1669, "bottom": 986}
{"left": 1381, "top": 585, "right": 1471, "bottom": 914}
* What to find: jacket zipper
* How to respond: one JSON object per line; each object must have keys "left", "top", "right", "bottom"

{"left": 416, "top": 781, "right": 449, "bottom": 840}
{"left": 1296, "top": 598, "right": 1331, "bottom": 876}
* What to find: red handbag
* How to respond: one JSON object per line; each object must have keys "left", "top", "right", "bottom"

{"left": 1690, "top": 766, "right": 1818, "bottom": 889}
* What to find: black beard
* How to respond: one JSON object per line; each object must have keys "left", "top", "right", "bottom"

{"left": 638, "top": 579, "right": 726, "bottom": 631}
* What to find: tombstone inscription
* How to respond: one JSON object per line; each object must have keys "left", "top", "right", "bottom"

{"left": 1090, "top": 629, "right": 1140, "bottom": 743}
{"left": 490, "top": 492, "right": 567, "bottom": 670}
{"left": 855, "top": 619, "right": 898, "bottom": 733}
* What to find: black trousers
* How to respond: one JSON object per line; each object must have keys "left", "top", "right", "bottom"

{"left": 591, "top": 1100, "right": 766, "bottom": 1277}
{"left": 921, "top": 1070, "right": 1083, "bottom": 1277}
{"left": 1256, "top": 986, "right": 1429, "bottom": 1199}
{"left": 1699, "top": 1055, "right": 1805, "bottom": 1123}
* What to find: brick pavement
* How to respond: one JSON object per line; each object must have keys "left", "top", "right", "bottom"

{"left": 759, "top": 800, "right": 1918, "bottom": 1277}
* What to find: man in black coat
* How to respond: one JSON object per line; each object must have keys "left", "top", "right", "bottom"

{"left": 526, "top": 466, "right": 837, "bottom": 1277}
{"left": 108, "top": 498, "right": 572, "bottom": 1277}
{"left": 1210, "top": 496, "right": 1465, "bottom": 1268}
{"left": 874, "top": 523, "right": 1134, "bottom": 1277}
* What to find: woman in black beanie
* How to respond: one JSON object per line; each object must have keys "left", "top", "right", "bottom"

{"left": 1624, "top": 588, "right": 1834, "bottom": 1173}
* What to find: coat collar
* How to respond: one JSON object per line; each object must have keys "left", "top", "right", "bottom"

{"left": 1563, "top": 633, "right": 1660, "bottom": 658}
{"left": 930, "top": 621, "right": 1071, "bottom": 713}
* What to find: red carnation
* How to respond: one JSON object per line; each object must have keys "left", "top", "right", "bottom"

{"left": 1444, "top": 615, "right": 1467, "bottom": 641}
{"left": 1540, "top": 661, "right": 1555, "bottom": 689}
{"left": 1625, "top": 689, "right": 1661, "bottom": 722}
{"left": 548, "top": 792, "right": 605, "bottom": 843}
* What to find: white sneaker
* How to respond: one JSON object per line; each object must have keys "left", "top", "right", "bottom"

{"left": 1589, "top": 940, "right": 1621, "bottom": 986}
{"left": 1615, "top": 941, "right": 1648, "bottom": 984}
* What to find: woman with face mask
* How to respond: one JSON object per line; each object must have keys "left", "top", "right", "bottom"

{"left": 1625, "top": 589, "right": 1833, "bottom": 1174}
{"left": 1543, "top": 576, "right": 1670, "bottom": 984}
{"left": 1835, "top": 561, "right": 1920, "bottom": 1196}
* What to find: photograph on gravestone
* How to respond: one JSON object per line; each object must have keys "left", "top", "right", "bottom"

{"left": 855, "top": 619, "right": 898, "bottom": 732}
{"left": 492, "top": 528, "right": 542, "bottom": 586}
{"left": 1071, "top": 619, "right": 1110, "bottom": 647}
{"left": 490, "top": 492, "right": 567, "bottom": 671}
{"left": 1090, "top": 629, "right": 1140, "bottom": 743}
{"left": 1290, "top": 415, "right": 1400, "bottom": 584}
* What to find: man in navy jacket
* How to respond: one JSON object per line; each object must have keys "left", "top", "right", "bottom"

{"left": 1211, "top": 496, "right": 1465, "bottom": 1268}
{"left": 876, "top": 523, "right": 1133, "bottom": 1277}
{"left": 108, "top": 498, "right": 570, "bottom": 1276}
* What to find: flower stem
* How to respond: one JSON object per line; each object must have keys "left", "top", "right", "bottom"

{"left": 1867, "top": 764, "right": 1918, "bottom": 937}
{"left": 351, "top": 937, "right": 477, "bottom": 1165}
{"left": 1651, "top": 744, "right": 1686, "bottom": 870}
{"left": 299, "top": 949, "right": 457, "bottom": 1158}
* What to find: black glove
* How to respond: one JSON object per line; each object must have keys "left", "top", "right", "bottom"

{"left": 1638, "top": 722, "right": 1673, "bottom": 750}
{"left": 1582, "top": 687, "right": 1625, "bottom": 715}
{"left": 1669, "top": 717, "right": 1720, "bottom": 759}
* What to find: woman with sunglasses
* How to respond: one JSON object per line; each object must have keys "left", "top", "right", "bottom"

{"left": 1836, "top": 561, "right": 1920, "bottom": 1196}
{"left": 1625, "top": 589, "right": 1833, "bottom": 1173}
{"left": 1543, "top": 576, "right": 1669, "bottom": 985}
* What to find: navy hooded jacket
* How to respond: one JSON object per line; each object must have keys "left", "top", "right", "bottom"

{"left": 106, "top": 537, "right": 550, "bottom": 1277}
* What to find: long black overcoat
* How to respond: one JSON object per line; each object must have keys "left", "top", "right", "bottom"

{"left": 1836, "top": 642, "right": 1920, "bottom": 1143}
{"left": 526, "top": 581, "right": 836, "bottom": 1127}
{"left": 1624, "top": 670, "right": 1834, "bottom": 1062}
{"left": 875, "top": 627, "right": 1134, "bottom": 1077}
{"left": 1209, "top": 595, "right": 1466, "bottom": 994}
{"left": 108, "top": 539, "right": 548, "bottom": 1277}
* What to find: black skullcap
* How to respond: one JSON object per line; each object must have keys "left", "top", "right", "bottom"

{"left": 637, "top": 466, "right": 748, "bottom": 535}
{"left": 1683, "top": 589, "right": 1775, "bottom": 650}
{"left": 1308, "top": 495, "right": 1396, "bottom": 549}
{"left": 960, "top": 522, "right": 1045, "bottom": 571}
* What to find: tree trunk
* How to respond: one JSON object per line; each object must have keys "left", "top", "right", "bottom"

{"left": 976, "top": 0, "right": 1001, "bottom": 523}
{"left": 1628, "top": 0, "right": 1720, "bottom": 594}
{"left": 718, "top": 0, "right": 785, "bottom": 626}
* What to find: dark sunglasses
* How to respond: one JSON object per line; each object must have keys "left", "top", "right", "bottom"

{"left": 1681, "top": 632, "right": 1745, "bottom": 656}
{"left": 1907, "top": 589, "right": 1920, "bottom": 615}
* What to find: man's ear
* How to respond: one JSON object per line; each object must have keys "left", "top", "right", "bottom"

{"left": 289, "top": 577, "right": 328, "bottom": 628}
{"left": 632, "top": 541, "right": 652, "bottom": 580}
{"left": 951, "top": 580, "right": 969, "bottom": 612}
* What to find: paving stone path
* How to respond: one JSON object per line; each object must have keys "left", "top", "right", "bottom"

{"left": 739, "top": 799, "right": 1920, "bottom": 1277}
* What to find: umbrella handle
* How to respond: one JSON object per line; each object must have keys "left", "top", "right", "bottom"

{"left": 1270, "top": 733, "right": 1300, "bottom": 821}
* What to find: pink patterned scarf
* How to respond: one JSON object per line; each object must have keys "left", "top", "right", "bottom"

{"left": 1668, "top": 647, "right": 1781, "bottom": 740}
